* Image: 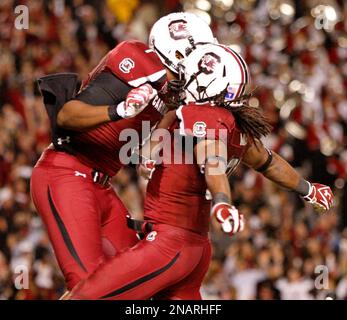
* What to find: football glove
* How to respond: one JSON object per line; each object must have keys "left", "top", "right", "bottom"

{"left": 137, "top": 158, "right": 157, "bottom": 180}
{"left": 117, "top": 84, "right": 157, "bottom": 118}
{"left": 302, "top": 182, "right": 334, "bottom": 213}
{"left": 211, "top": 203, "right": 244, "bottom": 235}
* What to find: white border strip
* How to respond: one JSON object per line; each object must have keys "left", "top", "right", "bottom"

{"left": 176, "top": 105, "right": 187, "bottom": 136}
{"left": 128, "top": 69, "right": 166, "bottom": 87}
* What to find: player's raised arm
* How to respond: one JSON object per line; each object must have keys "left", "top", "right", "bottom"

{"left": 194, "top": 139, "right": 244, "bottom": 236}
{"left": 242, "top": 139, "right": 334, "bottom": 213}
{"left": 57, "top": 100, "right": 111, "bottom": 130}
{"left": 57, "top": 71, "right": 157, "bottom": 130}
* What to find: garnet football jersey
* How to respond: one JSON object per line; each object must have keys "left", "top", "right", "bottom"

{"left": 82, "top": 40, "right": 166, "bottom": 91}
{"left": 177, "top": 103, "right": 248, "bottom": 176}
{"left": 70, "top": 40, "right": 167, "bottom": 176}
{"left": 144, "top": 103, "right": 248, "bottom": 234}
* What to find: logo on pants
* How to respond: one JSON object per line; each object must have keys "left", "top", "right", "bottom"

{"left": 146, "top": 231, "right": 157, "bottom": 242}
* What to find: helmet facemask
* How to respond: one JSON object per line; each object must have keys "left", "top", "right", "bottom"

{"left": 184, "top": 73, "right": 250, "bottom": 108}
{"left": 181, "top": 44, "right": 250, "bottom": 108}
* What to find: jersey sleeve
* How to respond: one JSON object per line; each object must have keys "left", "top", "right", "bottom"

{"left": 104, "top": 40, "right": 167, "bottom": 89}
{"left": 176, "top": 104, "right": 235, "bottom": 143}
{"left": 75, "top": 71, "right": 132, "bottom": 106}
{"left": 38, "top": 73, "right": 79, "bottom": 125}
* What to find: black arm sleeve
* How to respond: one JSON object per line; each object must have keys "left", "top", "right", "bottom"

{"left": 75, "top": 71, "right": 132, "bottom": 106}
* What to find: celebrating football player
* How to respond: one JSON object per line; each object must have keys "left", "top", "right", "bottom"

{"left": 66, "top": 42, "right": 334, "bottom": 300}
{"left": 30, "top": 12, "right": 215, "bottom": 293}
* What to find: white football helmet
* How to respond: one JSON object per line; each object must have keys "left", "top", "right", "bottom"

{"left": 149, "top": 12, "right": 217, "bottom": 74}
{"left": 182, "top": 43, "right": 250, "bottom": 105}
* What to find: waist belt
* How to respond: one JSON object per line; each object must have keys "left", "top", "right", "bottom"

{"left": 44, "top": 146, "right": 111, "bottom": 188}
{"left": 126, "top": 216, "right": 153, "bottom": 240}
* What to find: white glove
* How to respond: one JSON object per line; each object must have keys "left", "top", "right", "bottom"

{"left": 137, "top": 159, "right": 157, "bottom": 180}
{"left": 117, "top": 84, "right": 157, "bottom": 119}
{"left": 302, "top": 182, "right": 334, "bottom": 214}
{"left": 211, "top": 203, "right": 245, "bottom": 235}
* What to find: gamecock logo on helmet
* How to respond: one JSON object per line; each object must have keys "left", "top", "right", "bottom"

{"left": 198, "top": 52, "right": 221, "bottom": 74}
{"left": 119, "top": 58, "right": 135, "bottom": 74}
{"left": 168, "top": 19, "right": 188, "bottom": 40}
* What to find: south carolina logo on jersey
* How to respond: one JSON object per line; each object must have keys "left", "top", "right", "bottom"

{"left": 193, "top": 121, "right": 207, "bottom": 137}
{"left": 198, "top": 52, "right": 221, "bottom": 75}
{"left": 119, "top": 58, "right": 135, "bottom": 73}
{"left": 168, "top": 19, "right": 188, "bottom": 40}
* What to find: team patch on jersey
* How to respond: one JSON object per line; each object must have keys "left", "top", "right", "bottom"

{"left": 119, "top": 58, "right": 135, "bottom": 73}
{"left": 168, "top": 19, "right": 188, "bottom": 40}
{"left": 193, "top": 121, "right": 207, "bottom": 138}
{"left": 198, "top": 52, "right": 221, "bottom": 74}
{"left": 146, "top": 231, "right": 157, "bottom": 242}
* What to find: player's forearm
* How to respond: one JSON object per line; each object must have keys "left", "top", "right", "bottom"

{"left": 257, "top": 149, "right": 335, "bottom": 214}
{"left": 206, "top": 172, "right": 245, "bottom": 235}
{"left": 140, "top": 110, "right": 176, "bottom": 159}
{"left": 157, "top": 110, "right": 176, "bottom": 129}
{"left": 194, "top": 139, "right": 232, "bottom": 202}
{"left": 261, "top": 151, "right": 301, "bottom": 189}
{"left": 57, "top": 100, "right": 112, "bottom": 130}
{"left": 261, "top": 152, "right": 309, "bottom": 194}
{"left": 243, "top": 140, "right": 310, "bottom": 195}
{"left": 243, "top": 141, "right": 333, "bottom": 212}
{"left": 149, "top": 110, "right": 177, "bottom": 152}
{"left": 205, "top": 171, "right": 231, "bottom": 204}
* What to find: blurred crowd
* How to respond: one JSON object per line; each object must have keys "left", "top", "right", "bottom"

{"left": 0, "top": 0, "right": 347, "bottom": 299}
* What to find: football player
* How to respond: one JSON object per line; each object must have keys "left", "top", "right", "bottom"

{"left": 30, "top": 12, "right": 214, "bottom": 292}
{"left": 66, "top": 43, "right": 334, "bottom": 300}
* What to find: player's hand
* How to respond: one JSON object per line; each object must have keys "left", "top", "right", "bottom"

{"left": 302, "top": 182, "right": 334, "bottom": 213}
{"left": 211, "top": 203, "right": 244, "bottom": 235}
{"left": 137, "top": 159, "right": 156, "bottom": 180}
{"left": 117, "top": 84, "right": 157, "bottom": 118}
{"left": 164, "top": 79, "right": 186, "bottom": 109}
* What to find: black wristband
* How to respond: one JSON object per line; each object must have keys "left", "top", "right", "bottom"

{"left": 108, "top": 104, "right": 122, "bottom": 121}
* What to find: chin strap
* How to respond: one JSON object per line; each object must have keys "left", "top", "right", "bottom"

{"left": 185, "top": 36, "right": 197, "bottom": 56}
{"left": 152, "top": 35, "right": 200, "bottom": 74}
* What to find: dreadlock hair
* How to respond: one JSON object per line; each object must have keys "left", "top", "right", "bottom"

{"left": 214, "top": 89, "right": 272, "bottom": 145}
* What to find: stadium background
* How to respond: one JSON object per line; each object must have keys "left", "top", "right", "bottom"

{"left": 0, "top": 0, "right": 346, "bottom": 300}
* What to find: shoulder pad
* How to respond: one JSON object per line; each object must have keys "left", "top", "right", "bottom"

{"left": 105, "top": 40, "right": 166, "bottom": 87}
